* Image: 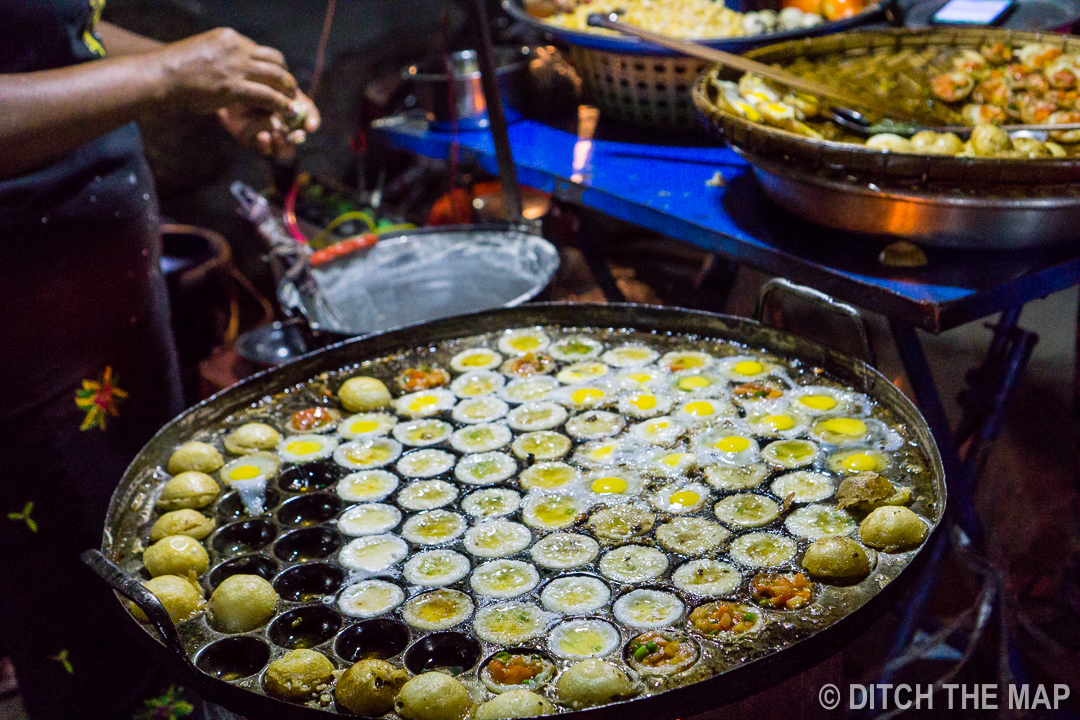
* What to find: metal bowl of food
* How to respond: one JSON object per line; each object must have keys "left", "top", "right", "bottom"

{"left": 87, "top": 302, "right": 943, "bottom": 720}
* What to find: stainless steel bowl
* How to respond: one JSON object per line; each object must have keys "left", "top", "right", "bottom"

{"left": 404, "top": 47, "right": 531, "bottom": 131}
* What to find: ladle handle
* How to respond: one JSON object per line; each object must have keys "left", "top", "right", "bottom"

{"left": 80, "top": 549, "right": 188, "bottom": 660}
{"left": 586, "top": 14, "right": 882, "bottom": 116}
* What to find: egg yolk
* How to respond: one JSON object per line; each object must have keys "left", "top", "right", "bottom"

{"left": 670, "top": 355, "right": 707, "bottom": 370}
{"left": 571, "top": 388, "right": 604, "bottom": 404}
{"left": 626, "top": 372, "right": 653, "bottom": 384}
{"left": 822, "top": 418, "right": 867, "bottom": 437}
{"left": 346, "top": 445, "right": 391, "bottom": 464}
{"left": 286, "top": 440, "right": 322, "bottom": 456}
{"left": 800, "top": 395, "right": 838, "bottom": 411}
{"left": 629, "top": 394, "right": 657, "bottom": 411}
{"left": 840, "top": 453, "right": 878, "bottom": 471}
{"left": 229, "top": 465, "right": 260, "bottom": 481}
{"left": 407, "top": 396, "right": 440, "bottom": 413}
{"left": 661, "top": 453, "right": 693, "bottom": 467}
{"left": 733, "top": 360, "right": 765, "bottom": 376}
{"left": 647, "top": 420, "right": 671, "bottom": 433}
{"left": 716, "top": 436, "right": 751, "bottom": 453}
{"left": 589, "top": 445, "right": 616, "bottom": 460}
{"left": 761, "top": 414, "right": 795, "bottom": 431}
{"left": 561, "top": 627, "right": 605, "bottom": 655}
{"left": 773, "top": 441, "right": 813, "bottom": 460}
{"left": 534, "top": 499, "right": 576, "bottom": 525}
{"left": 669, "top": 490, "right": 701, "bottom": 508}
{"left": 510, "top": 337, "right": 542, "bottom": 352}
{"left": 684, "top": 401, "right": 716, "bottom": 416}
{"left": 591, "top": 477, "right": 628, "bottom": 494}
{"left": 350, "top": 420, "right": 380, "bottom": 434}
{"left": 462, "top": 353, "right": 495, "bottom": 367}
{"left": 618, "top": 348, "right": 652, "bottom": 361}
{"left": 678, "top": 376, "right": 711, "bottom": 390}
{"left": 458, "top": 380, "right": 492, "bottom": 396}
{"left": 417, "top": 597, "right": 461, "bottom": 622}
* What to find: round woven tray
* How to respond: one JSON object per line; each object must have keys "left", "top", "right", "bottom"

{"left": 693, "top": 28, "right": 1080, "bottom": 184}
{"left": 502, "top": 0, "right": 890, "bottom": 128}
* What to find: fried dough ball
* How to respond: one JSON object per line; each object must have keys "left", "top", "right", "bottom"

{"left": 865, "top": 133, "right": 913, "bottom": 153}
{"left": 167, "top": 441, "right": 224, "bottom": 475}
{"left": 476, "top": 689, "right": 556, "bottom": 720}
{"left": 970, "top": 123, "right": 1011, "bottom": 156}
{"left": 130, "top": 575, "right": 205, "bottom": 624}
{"left": 556, "top": 659, "right": 639, "bottom": 709}
{"left": 264, "top": 649, "right": 336, "bottom": 700}
{"left": 339, "top": 377, "right": 392, "bottom": 413}
{"left": 157, "top": 471, "right": 220, "bottom": 511}
{"left": 801, "top": 536, "right": 871, "bottom": 581}
{"left": 208, "top": 574, "right": 278, "bottom": 633}
{"left": 394, "top": 671, "right": 472, "bottom": 720}
{"left": 150, "top": 509, "right": 216, "bottom": 542}
{"left": 223, "top": 422, "right": 281, "bottom": 455}
{"left": 858, "top": 506, "right": 927, "bottom": 552}
{"left": 143, "top": 535, "right": 209, "bottom": 578}
{"left": 335, "top": 658, "right": 408, "bottom": 716}
{"left": 836, "top": 472, "right": 911, "bottom": 513}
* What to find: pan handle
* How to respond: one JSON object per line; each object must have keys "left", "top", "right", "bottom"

{"left": 80, "top": 549, "right": 189, "bottom": 661}
{"left": 754, "top": 278, "right": 877, "bottom": 367}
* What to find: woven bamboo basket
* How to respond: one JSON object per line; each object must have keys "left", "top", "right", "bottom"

{"left": 693, "top": 28, "right": 1080, "bottom": 185}
{"left": 502, "top": 0, "right": 891, "bottom": 128}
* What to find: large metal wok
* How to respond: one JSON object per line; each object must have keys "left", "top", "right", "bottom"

{"left": 88, "top": 303, "right": 945, "bottom": 720}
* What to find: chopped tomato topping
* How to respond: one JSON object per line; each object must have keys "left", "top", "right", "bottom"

{"left": 506, "top": 353, "right": 554, "bottom": 377}
{"left": 487, "top": 654, "right": 544, "bottom": 685}
{"left": 752, "top": 572, "right": 813, "bottom": 610}
{"left": 291, "top": 407, "right": 335, "bottom": 431}
{"left": 397, "top": 366, "right": 450, "bottom": 391}
{"left": 690, "top": 602, "right": 758, "bottom": 635}
{"left": 733, "top": 382, "right": 782, "bottom": 399}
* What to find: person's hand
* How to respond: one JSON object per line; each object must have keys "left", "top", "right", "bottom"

{"left": 156, "top": 28, "right": 298, "bottom": 115}
{"left": 217, "top": 90, "right": 321, "bottom": 160}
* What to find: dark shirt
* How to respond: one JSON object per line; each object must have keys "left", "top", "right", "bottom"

{"left": 0, "top": 0, "right": 149, "bottom": 229}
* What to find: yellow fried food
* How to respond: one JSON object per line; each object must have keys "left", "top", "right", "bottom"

{"left": 130, "top": 575, "right": 205, "bottom": 624}
{"left": 801, "top": 536, "right": 871, "bottom": 581}
{"left": 556, "top": 659, "right": 639, "bottom": 709}
{"left": 167, "top": 441, "right": 224, "bottom": 475}
{"left": 835, "top": 472, "right": 911, "bottom": 513}
{"left": 150, "top": 509, "right": 215, "bottom": 542}
{"left": 207, "top": 574, "right": 278, "bottom": 633}
{"left": 335, "top": 658, "right": 409, "bottom": 716}
{"left": 223, "top": 422, "right": 280, "bottom": 455}
{"left": 858, "top": 506, "right": 927, "bottom": 552}
{"left": 476, "top": 689, "right": 555, "bottom": 720}
{"left": 142, "top": 535, "right": 209, "bottom": 578}
{"left": 339, "top": 377, "right": 393, "bottom": 412}
{"left": 263, "top": 649, "right": 336, "bottom": 700}
{"left": 157, "top": 471, "right": 220, "bottom": 511}
{"left": 394, "top": 672, "right": 472, "bottom": 720}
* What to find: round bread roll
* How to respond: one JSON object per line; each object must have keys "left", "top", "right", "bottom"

{"left": 335, "top": 658, "right": 408, "bottom": 716}
{"left": 150, "top": 509, "right": 215, "bottom": 542}
{"left": 157, "top": 471, "right": 220, "bottom": 511}
{"left": 801, "top": 537, "right": 871, "bottom": 581}
{"left": 263, "top": 649, "right": 336, "bottom": 700}
{"left": 208, "top": 574, "right": 278, "bottom": 633}
{"left": 556, "top": 659, "right": 638, "bottom": 709}
{"left": 859, "top": 506, "right": 927, "bottom": 552}
{"left": 476, "top": 689, "right": 555, "bottom": 720}
{"left": 130, "top": 575, "right": 205, "bottom": 624}
{"left": 142, "top": 535, "right": 209, "bottom": 578}
{"left": 394, "top": 671, "right": 472, "bottom": 720}
{"left": 339, "top": 377, "right": 393, "bottom": 413}
{"left": 167, "top": 441, "right": 224, "bottom": 475}
{"left": 223, "top": 422, "right": 281, "bottom": 455}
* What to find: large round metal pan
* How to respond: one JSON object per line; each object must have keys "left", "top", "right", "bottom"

{"left": 95, "top": 303, "right": 945, "bottom": 720}
{"left": 500, "top": 0, "right": 890, "bottom": 55}
{"left": 738, "top": 149, "right": 1080, "bottom": 249}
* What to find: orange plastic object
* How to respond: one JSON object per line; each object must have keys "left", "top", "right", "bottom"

{"left": 820, "top": 0, "right": 865, "bottom": 20}
{"left": 309, "top": 234, "right": 378, "bottom": 267}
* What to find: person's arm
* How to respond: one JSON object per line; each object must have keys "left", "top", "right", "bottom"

{"left": 0, "top": 28, "right": 298, "bottom": 179}
{"left": 97, "top": 21, "right": 164, "bottom": 56}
